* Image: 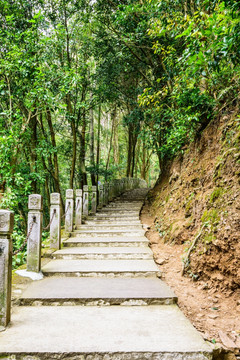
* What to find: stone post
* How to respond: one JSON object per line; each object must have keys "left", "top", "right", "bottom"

{"left": 0, "top": 210, "right": 14, "bottom": 328}
{"left": 83, "top": 185, "right": 89, "bottom": 218}
{"left": 75, "top": 189, "right": 83, "bottom": 226}
{"left": 50, "top": 193, "right": 61, "bottom": 250}
{"left": 91, "top": 186, "right": 97, "bottom": 215}
{"left": 65, "top": 189, "right": 74, "bottom": 233}
{"left": 98, "top": 184, "right": 103, "bottom": 209}
{"left": 27, "top": 194, "right": 43, "bottom": 273}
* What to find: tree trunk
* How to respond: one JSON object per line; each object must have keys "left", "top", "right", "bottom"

{"left": 96, "top": 105, "right": 101, "bottom": 186}
{"left": 112, "top": 107, "right": 119, "bottom": 165}
{"left": 45, "top": 110, "right": 64, "bottom": 210}
{"left": 126, "top": 126, "right": 132, "bottom": 177}
{"left": 89, "top": 93, "right": 96, "bottom": 186}
{"left": 79, "top": 108, "right": 87, "bottom": 187}
{"left": 105, "top": 113, "right": 114, "bottom": 174}
{"left": 29, "top": 111, "right": 38, "bottom": 193}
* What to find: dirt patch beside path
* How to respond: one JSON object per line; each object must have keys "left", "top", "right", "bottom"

{"left": 141, "top": 204, "right": 240, "bottom": 359}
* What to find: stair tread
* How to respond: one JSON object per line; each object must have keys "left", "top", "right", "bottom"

{"left": 0, "top": 305, "right": 212, "bottom": 355}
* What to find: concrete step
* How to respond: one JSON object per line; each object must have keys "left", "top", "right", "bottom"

{"left": 75, "top": 224, "right": 143, "bottom": 231}
{"left": 84, "top": 220, "right": 141, "bottom": 225}
{"left": 105, "top": 205, "right": 142, "bottom": 210}
{"left": 52, "top": 246, "right": 153, "bottom": 260}
{"left": 93, "top": 215, "right": 140, "bottom": 220}
{"left": 0, "top": 305, "right": 212, "bottom": 358}
{"left": 18, "top": 277, "right": 177, "bottom": 306}
{"left": 41, "top": 259, "right": 161, "bottom": 278}
{"left": 71, "top": 229, "right": 145, "bottom": 237}
{"left": 63, "top": 236, "right": 149, "bottom": 247}
{"left": 98, "top": 209, "right": 140, "bottom": 213}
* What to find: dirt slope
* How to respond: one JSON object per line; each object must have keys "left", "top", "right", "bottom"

{"left": 141, "top": 110, "right": 240, "bottom": 356}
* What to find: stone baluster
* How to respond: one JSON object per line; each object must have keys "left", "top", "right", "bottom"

{"left": 75, "top": 189, "right": 83, "bottom": 226}
{"left": 0, "top": 210, "right": 14, "bottom": 328}
{"left": 98, "top": 184, "right": 103, "bottom": 209}
{"left": 27, "top": 194, "right": 43, "bottom": 273}
{"left": 50, "top": 193, "right": 61, "bottom": 249}
{"left": 65, "top": 189, "right": 74, "bottom": 233}
{"left": 91, "top": 186, "right": 97, "bottom": 215}
{"left": 83, "top": 185, "right": 89, "bottom": 218}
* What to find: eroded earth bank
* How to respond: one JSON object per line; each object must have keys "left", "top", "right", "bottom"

{"left": 141, "top": 111, "right": 240, "bottom": 358}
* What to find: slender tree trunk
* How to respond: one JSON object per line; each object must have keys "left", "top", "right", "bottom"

{"left": 29, "top": 111, "right": 37, "bottom": 193}
{"left": 105, "top": 114, "right": 114, "bottom": 174}
{"left": 126, "top": 126, "right": 132, "bottom": 177}
{"left": 141, "top": 135, "right": 147, "bottom": 179}
{"left": 45, "top": 110, "right": 64, "bottom": 210}
{"left": 79, "top": 108, "right": 87, "bottom": 187}
{"left": 70, "top": 120, "right": 77, "bottom": 188}
{"left": 89, "top": 93, "right": 96, "bottom": 186}
{"left": 96, "top": 105, "right": 101, "bottom": 187}
{"left": 131, "top": 135, "right": 137, "bottom": 178}
{"left": 112, "top": 107, "right": 119, "bottom": 165}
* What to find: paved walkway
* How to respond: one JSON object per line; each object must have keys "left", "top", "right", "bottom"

{"left": 0, "top": 188, "right": 212, "bottom": 359}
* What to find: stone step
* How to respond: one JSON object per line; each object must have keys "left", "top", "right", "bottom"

{"left": 98, "top": 209, "right": 140, "bottom": 213}
{"left": 18, "top": 277, "right": 177, "bottom": 306}
{"left": 107, "top": 204, "right": 142, "bottom": 208}
{"left": 75, "top": 224, "right": 143, "bottom": 231}
{"left": 104, "top": 203, "right": 142, "bottom": 211}
{"left": 84, "top": 220, "right": 141, "bottom": 225}
{"left": 71, "top": 229, "right": 145, "bottom": 237}
{"left": 0, "top": 305, "right": 212, "bottom": 358}
{"left": 41, "top": 259, "right": 161, "bottom": 278}
{"left": 93, "top": 215, "right": 140, "bottom": 220}
{"left": 52, "top": 246, "right": 153, "bottom": 260}
{"left": 63, "top": 237, "right": 149, "bottom": 247}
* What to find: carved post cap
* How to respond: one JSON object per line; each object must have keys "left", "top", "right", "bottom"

{"left": 92, "top": 186, "right": 97, "bottom": 192}
{"left": 50, "top": 193, "right": 61, "bottom": 205}
{"left": 83, "top": 185, "right": 88, "bottom": 192}
{"left": 76, "top": 189, "right": 83, "bottom": 197}
{"left": 0, "top": 210, "right": 14, "bottom": 234}
{"left": 28, "top": 194, "right": 43, "bottom": 211}
{"left": 66, "top": 189, "right": 74, "bottom": 199}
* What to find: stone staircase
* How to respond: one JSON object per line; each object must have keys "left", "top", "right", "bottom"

{"left": 0, "top": 188, "right": 212, "bottom": 359}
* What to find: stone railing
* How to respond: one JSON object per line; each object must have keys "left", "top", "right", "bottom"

{"left": 0, "top": 177, "right": 147, "bottom": 328}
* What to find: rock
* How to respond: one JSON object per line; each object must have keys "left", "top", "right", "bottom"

{"left": 208, "top": 314, "right": 218, "bottom": 319}
{"left": 218, "top": 331, "right": 237, "bottom": 350}
{"left": 155, "top": 258, "right": 166, "bottom": 265}
{"left": 142, "top": 224, "right": 150, "bottom": 231}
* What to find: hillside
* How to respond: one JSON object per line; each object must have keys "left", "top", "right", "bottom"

{"left": 141, "top": 109, "right": 240, "bottom": 355}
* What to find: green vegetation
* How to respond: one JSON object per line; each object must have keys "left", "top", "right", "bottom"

{"left": 209, "top": 187, "right": 224, "bottom": 203}
{"left": 0, "top": 0, "right": 239, "bottom": 263}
